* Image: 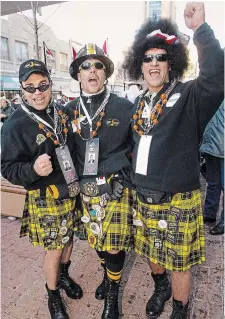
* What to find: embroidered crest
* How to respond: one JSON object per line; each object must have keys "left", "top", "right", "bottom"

{"left": 36, "top": 134, "right": 46, "bottom": 145}
{"left": 25, "top": 61, "right": 42, "bottom": 68}
{"left": 106, "top": 119, "right": 120, "bottom": 127}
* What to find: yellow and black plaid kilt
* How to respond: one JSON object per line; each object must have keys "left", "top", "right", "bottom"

{"left": 80, "top": 187, "right": 134, "bottom": 251}
{"left": 133, "top": 189, "right": 205, "bottom": 271}
{"left": 20, "top": 188, "right": 78, "bottom": 250}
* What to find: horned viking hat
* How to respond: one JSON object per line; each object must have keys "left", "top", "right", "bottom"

{"left": 123, "top": 18, "right": 188, "bottom": 81}
{"left": 69, "top": 43, "right": 114, "bottom": 81}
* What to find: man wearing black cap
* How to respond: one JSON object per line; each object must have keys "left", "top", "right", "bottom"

{"left": 123, "top": 2, "right": 224, "bottom": 319}
{"left": 66, "top": 44, "right": 134, "bottom": 319}
{"left": 1, "top": 59, "right": 83, "bottom": 319}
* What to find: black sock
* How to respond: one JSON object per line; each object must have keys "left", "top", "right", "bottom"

{"left": 96, "top": 250, "right": 106, "bottom": 268}
{"left": 105, "top": 251, "right": 126, "bottom": 283}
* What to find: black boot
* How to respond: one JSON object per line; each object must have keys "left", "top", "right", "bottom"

{"left": 101, "top": 279, "right": 120, "bottom": 319}
{"left": 210, "top": 221, "right": 224, "bottom": 235}
{"left": 95, "top": 265, "right": 107, "bottom": 300}
{"left": 46, "top": 284, "right": 69, "bottom": 319}
{"left": 59, "top": 260, "right": 83, "bottom": 299}
{"left": 170, "top": 299, "right": 189, "bottom": 319}
{"left": 146, "top": 272, "right": 172, "bottom": 319}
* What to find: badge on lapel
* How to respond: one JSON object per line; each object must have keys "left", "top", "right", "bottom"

{"left": 166, "top": 93, "right": 181, "bottom": 108}
{"left": 36, "top": 134, "right": 46, "bottom": 145}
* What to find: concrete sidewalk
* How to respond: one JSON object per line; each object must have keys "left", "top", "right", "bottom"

{"left": 1, "top": 213, "right": 224, "bottom": 319}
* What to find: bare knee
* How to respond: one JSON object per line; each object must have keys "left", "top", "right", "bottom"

{"left": 46, "top": 248, "right": 63, "bottom": 260}
{"left": 108, "top": 250, "right": 120, "bottom": 255}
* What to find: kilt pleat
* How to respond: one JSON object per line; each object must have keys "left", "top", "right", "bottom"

{"left": 20, "top": 188, "right": 77, "bottom": 250}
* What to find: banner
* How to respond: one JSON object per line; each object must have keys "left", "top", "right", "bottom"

{"left": 69, "top": 39, "right": 83, "bottom": 60}
{"left": 44, "top": 43, "right": 55, "bottom": 60}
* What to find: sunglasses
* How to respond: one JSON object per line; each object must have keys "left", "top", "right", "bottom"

{"left": 22, "top": 83, "right": 50, "bottom": 93}
{"left": 79, "top": 61, "right": 106, "bottom": 71}
{"left": 143, "top": 54, "right": 170, "bottom": 63}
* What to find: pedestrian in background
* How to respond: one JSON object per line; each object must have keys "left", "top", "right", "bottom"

{"left": 200, "top": 100, "right": 224, "bottom": 235}
{"left": 123, "top": 2, "right": 224, "bottom": 318}
{"left": 0, "top": 96, "right": 15, "bottom": 124}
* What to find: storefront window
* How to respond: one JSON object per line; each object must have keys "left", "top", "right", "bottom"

{"left": 47, "top": 49, "right": 56, "bottom": 74}
{"left": 1, "top": 37, "right": 10, "bottom": 61}
{"left": 15, "top": 41, "right": 28, "bottom": 63}
{"left": 60, "top": 53, "right": 68, "bottom": 72}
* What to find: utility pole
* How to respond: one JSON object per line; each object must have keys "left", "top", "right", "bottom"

{"left": 43, "top": 41, "right": 47, "bottom": 65}
{"left": 31, "top": 1, "right": 39, "bottom": 59}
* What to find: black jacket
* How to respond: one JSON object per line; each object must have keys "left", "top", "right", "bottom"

{"left": 1, "top": 101, "right": 75, "bottom": 190}
{"left": 131, "top": 23, "right": 224, "bottom": 193}
{"left": 65, "top": 91, "right": 133, "bottom": 179}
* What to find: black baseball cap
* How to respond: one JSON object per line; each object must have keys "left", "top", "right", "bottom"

{"left": 19, "top": 59, "right": 50, "bottom": 83}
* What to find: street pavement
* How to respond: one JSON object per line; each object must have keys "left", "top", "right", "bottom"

{"left": 1, "top": 185, "right": 224, "bottom": 319}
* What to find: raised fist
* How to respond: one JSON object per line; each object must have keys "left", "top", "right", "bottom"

{"left": 34, "top": 153, "right": 53, "bottom": 176}
{"left": 184, "top": 2, "right": 205, "bottom": 32}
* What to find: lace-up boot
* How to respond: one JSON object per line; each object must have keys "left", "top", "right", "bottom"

{"left": 95, "top": 264, "right": 107, "bottom": 300}
{"left": 170, "top": 299, "right": 189, "bottom": 319}
{"left": 46, "top": 284, "right": 69, "bottom": 319}
{"left": 146, "top": 272, "right": 172, "bottom": 318}
{"left": 59, "top": 260, "right": 83, "bottom": 299}
{"left": 101, "top": 279, "right": 120, "bottom": 319}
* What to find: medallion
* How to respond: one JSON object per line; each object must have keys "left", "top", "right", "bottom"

{"left": 158, "top": 220, "right": 168, "bottom": 229}
{"left": 81, "top": 216, "right": 90, "bottom": 223}
{"left": 90, "top": 222, "right": 100, "bottom": 235}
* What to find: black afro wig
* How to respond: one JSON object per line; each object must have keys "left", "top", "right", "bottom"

{"left": 123, "top": 18, "right": 188, "bottom": 81}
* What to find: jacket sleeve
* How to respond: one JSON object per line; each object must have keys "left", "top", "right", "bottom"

{"left": 193, "top": 23, "right": 224, "bottom": 135}
{"left": 1, "top": 129, "right": 41, "bottom": 188}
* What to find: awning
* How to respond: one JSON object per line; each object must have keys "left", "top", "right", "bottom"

{"left": 1, "top": 1, "right": 64, "bottom": 16}
{"left": 0, "top": 76, "right": 20, "bottom": 91}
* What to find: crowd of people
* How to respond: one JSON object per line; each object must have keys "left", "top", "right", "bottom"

{"left": 1, "top": 2, "right": 224, "bottom": 319}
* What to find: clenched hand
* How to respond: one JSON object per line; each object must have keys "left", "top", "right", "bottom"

{"left": 34, "top": 154, "right": 53, "bottom": 176}
{"left": 184, "top": 2, "right": 205, "bottom": 32}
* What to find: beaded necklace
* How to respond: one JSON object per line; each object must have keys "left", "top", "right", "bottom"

{"left": 21, "top": 101, "right": 69, "bottom": 146}
{"left": 73, "top": 90, "right": 110, "bottom": 141}
{"left": 133, "top": 79, "right": 178, "bottom": 136}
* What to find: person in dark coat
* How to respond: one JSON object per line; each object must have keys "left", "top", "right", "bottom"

{"left": 200, "top": 100, "right": 224, "bottom": 235}
{"left": 123, "top": 2, "right": 224, "bottom": 318}
{"left": 0, "top": 97, "right": 15, "bottom": 124}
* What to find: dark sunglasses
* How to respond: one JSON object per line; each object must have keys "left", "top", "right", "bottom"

{"left": 79, "top": 61, "right": 106, "bottom": 71}
{"left": 143, "top": 54, "right": 170, "bottom": 63}
{"left": 22, "top": 83, "right": 50, "bottom": 93}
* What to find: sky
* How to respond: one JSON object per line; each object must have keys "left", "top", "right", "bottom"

{"left": 2, "top": 0, "right": 225, "bottom": 64}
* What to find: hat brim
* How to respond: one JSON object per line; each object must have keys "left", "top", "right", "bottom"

{"left": 69, "top": 55, "right": 114, "bottom": 81}
{"left": 19, "top": 70, "right": 50, "bottom": 83}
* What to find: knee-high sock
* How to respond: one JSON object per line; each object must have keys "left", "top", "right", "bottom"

{"left": 96, "top": 250, "right": 106, "bottom": 267}
{"left": 105, "top": 251, "right": 126, "bottom": 283}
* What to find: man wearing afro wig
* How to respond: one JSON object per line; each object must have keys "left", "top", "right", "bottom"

{"left": 123, "top": 2, "right": 224, "bottom": 319}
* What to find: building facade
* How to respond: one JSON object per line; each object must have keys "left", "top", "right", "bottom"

{"left": 0, "top": 13, "right": 80, "bottom": 99}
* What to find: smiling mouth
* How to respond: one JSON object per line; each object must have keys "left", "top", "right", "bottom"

{"left": 88, "top": 78, "right": 98, "bottom": 83}
{"left": 34, "top": 97, "right": 45, "bottom": 104}
{"left": 149, "top": 70, "right": 160, "bottom": 76}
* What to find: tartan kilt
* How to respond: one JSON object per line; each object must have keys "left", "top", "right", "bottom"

{"left": 20, "top": 188, "right": 78, "bottom": 250}
{"left": 133, "top": 189, "right": 206, "bottom": 271}
{"left": 80, "top": 187, "right": 134, "bottom": 251}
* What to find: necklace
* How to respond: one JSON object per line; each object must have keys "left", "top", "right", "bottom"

{"left": 73, "top": 90, "right": 110, "bottom": 141}
{"left": 132, "top": 80, "right": 178, "bottom": 135}
{"left": 21, "top": 102, "right": 69, "bottom": 146}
